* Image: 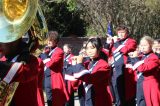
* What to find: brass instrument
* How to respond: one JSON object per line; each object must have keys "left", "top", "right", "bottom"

{"left": 0, "top": 0, "right": 47, "bottom": 105}
{"left": 31, "top": 4, "right": 48, "bottom": 41}
{"left": 0, "top": 0, "right": 38, "bottom": 43}
{"left": 23, "top": 4, "right": 48, "bottom": 52}
{"left": 0, "top": 81, "right": 19, "bottom": 106}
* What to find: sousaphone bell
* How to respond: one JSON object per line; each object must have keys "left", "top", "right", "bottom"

{"left": 0, "top": 0, "right": 38, "bottom": 43}
{"left": 0, "top": 0, "right": 40, "bottom": 105}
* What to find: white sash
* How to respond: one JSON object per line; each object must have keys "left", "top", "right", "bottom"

{"left": 126, "top": 54, "right": 150, "bottom": 79}
{"left": 113, "top": 38, "right": 128, "bottom": 54}
{"left": 83, "top": 82, "right": 93, "bottom": 93}
{"left": 64, "top": 54, "right": 71, "bottom": 62}
{"left": 83, "top": 61, "right": 98, "bottom": 93}
{"left": 74, "top": 61, "right": 99, "bottom": 78}
{"left": 43, "top": 47, "right": 57, "bottom": 64}
{"left": 3, "top": 55, "right": 22, "bottom": 83}
{"left": 43, "top": 47, "right": 57, "bottom": 71}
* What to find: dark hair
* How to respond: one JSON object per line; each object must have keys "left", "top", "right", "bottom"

{"left": 85, "top": 37, "right": 102, "bottom": 50}
{"left": 47, "top": 31, "right": 60, "bottom": 44}
{"left": 85, "top": 37, "right": 108, "bottom": 61}
{"left": 116, "top": 25, "right": 129, "bottom": 34}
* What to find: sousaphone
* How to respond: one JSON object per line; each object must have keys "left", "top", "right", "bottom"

{"left": 0, "top": 0, "right": 38, "bottom": 43}
{"left": 0, "top": 0, "right": 47, "bottom": 105}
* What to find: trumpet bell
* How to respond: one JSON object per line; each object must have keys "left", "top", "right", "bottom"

{"left": 0, "top": 0, "right": 38, "bottom": 43}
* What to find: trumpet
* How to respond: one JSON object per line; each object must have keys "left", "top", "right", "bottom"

{"left": 71, "top": 56, "right": 79, "bottom": 65}
{"left": 71, "top": 55, "right": 85, "bottom": 65}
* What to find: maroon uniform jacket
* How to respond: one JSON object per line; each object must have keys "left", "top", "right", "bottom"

{"left": 64, "top": 53, "right": 78, "bottom": 95}
{"left": 45, "top": 47, "right": 69, "bottom": 106}
{"left": 111, "top": 37, "right": 137, "bottom": 56}
{"left": 37, "top": 58, "right": 45, "bottom": 106}
{"left": 125, "top": 63, "right": 137, "bottom": 101}
{"left": 111, "top": 37, "right": 137, "bottom": 101}
{"left": 136, "top": 53, "right": 160, "bottom": 106}
{"left": 0, "top": 54, "right": 44, "bottom": 106}
{"left": 102, "top": 48, "right": 109, "bottom": 57}
{"left": 67, "top": 59, "right": 112, "bottom": 106}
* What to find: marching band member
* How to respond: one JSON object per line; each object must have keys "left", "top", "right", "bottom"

{"left": 109, "top": 25, "right": 137, "bottom": 106}
{"left": 125, "top": 47, "right": 141, "bottom": 106}
{"left": 40, "top": 31, "right": 69, "bottom": 106}
{"left": 63, "top": 44, "right": 75, "bottom": 106}
{"left": 0, "top": 35, "right": 44, "bottom": 106}
{"left": 134, "top": 36, "right": 160, "bottom": 106}
{"left": 65, "top": 37, "right": 112, "bottom": 106}
{"left": 153, "top": 39, "right": 160, "bottom": 58}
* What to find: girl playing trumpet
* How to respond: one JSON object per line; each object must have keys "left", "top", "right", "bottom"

{"left": 65, "top": 37, "right": 112, "bottom": 106}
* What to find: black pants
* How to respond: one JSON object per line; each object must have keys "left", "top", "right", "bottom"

{"left": 125, "top": 97, "right": 136, "bottom": 106}
{"left": 44, "top": 76, "right": 52, "bottom": 106}
{"left": 78, "top": 84, "right": 85, "bottom": 106}
{"left": 111, "top": 65, "right": 125, "bottom": 106}
{"left": 111, "top": 78, "right": 125, "bottom": 106}
{"left": 65, "top": 92, "right": 74, "bottom": 106}
{"left": 136, "top": 75, "right": 146, "bottom": 106}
